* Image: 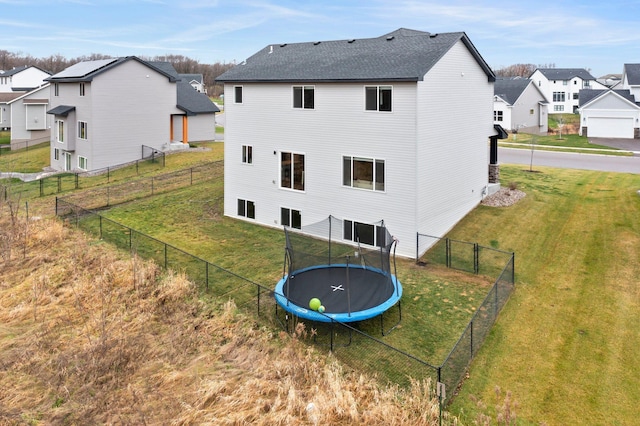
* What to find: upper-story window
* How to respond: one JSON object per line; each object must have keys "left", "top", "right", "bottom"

{"left": 78, "top": 121, "right": 88, "bottom": 139}
{"left": 242, "top": 145, "right": 253, "bottom": 164}
{"left": 583, "top": 80, "right": 591, "bottom": 88}
{"left": 365, "top": 86, "right": 392, "bottom": 112}
{"left": 553, "top": 92, "right": 566, "bottom": 102}
{"left": 494, "top": 111, "right": 503, "bottom": 121}
{"left": 57, "top": 120, "right": 64, "bottom": 143}
{"left": 234, "top": 86, "right": 243, "bottom": 104}
{"left": 79, "top": 83, "right": 85, "bottom": 96}
{"left": 293, "top": 86, "right": 314, "bottom": 109}
{"left": 54, "top": 83, "right": 59, "bottom": 96}
{"left": 563, "top": 80, "right": 568, "bottom": 85}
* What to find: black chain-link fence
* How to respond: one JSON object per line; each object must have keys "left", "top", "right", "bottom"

{"left": 55, "top": 189, "right": 514, "bottom": 408}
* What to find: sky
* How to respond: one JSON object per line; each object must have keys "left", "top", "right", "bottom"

{"left": 2, "top": 0, "right": 640, "bottom": 77}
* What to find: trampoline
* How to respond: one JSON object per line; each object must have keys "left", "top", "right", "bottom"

{"left": 274, "top": 216, "right": 403, "bottom": 326}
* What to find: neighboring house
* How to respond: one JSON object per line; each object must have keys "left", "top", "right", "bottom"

{"left": 0, "top": 65, "right": 51, "bottom": 92}
{"left": 621, "top": 63, "right": 640, "bottom": 100}
{"left": 597, "top": 73, "right": 622, "bottom": 89}
{"left": 530, "top": 68, "right": 605, "bottom": 114}
{"left": 181, "top": 73, "right": 206, "bottom": 93}
{"left": 578, "top": 64, "right": 640, "bottom": 139}
{"left": 0, "top": 92, "right": 25, "bottom": 130}
{"left": 7, "top": 84, "right": 52, "bottom": 149}
{"left": 45, "top": 57, "right": 218, "bottom": 172}
{"left": 493, "top": 77, "right": 549, "bottom": 135}
{"left": 216, "top": 28, "right": 498, "bottom": 258}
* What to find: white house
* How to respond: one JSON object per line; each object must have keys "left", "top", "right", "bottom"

{"left": 0, "top": 65, "right": 51, "bottom": 93}
{"left": 7, "top": 84, "right": 52, "bottom": 149}
{"left": 578, "top": 64, "right": 640, "bottom": 140}
{"left": 181, "top": 73, "right": 206, "bottom": 93}
{"left": 494, "top": 77, "right": 549, "bottom": 135}
{"left": 216, "top": 28, "right": 498, "bottom": 258}
{"left": 45, "top": 57, "right": 218, "bottom": 172}
{"left": 530, "top": 68, "right": 605, "bottom": 114}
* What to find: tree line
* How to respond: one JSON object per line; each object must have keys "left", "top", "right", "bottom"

{"left": 0, "top": 50, "right": 235, "bottom": 96}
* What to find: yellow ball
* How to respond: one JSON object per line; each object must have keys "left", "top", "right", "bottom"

{"left": 309, "top": 298, "right": 321, "bottom": 311}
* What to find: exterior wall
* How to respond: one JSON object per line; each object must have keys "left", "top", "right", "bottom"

{"left": 532, "top": 70, "right": 590, "bottom": 114}
{"left": 223, "top": 81, "right": 420, "bottom": 257}
{"left": 415, "top": 40, "right": 492, "bottom": 256}
{"left": 510, "top": 84, "right": 548, "bottom": 135}
{"left": 8, "top": 85, "right": 51, "bottom": 149}
{"left": 493, "top": 98, "right": 511, "bottom": 130}
{"left": 579, "top": 93, "right": 640, "bottom": 139}
{"left": 172, "top": 114, "right": 216, "bottom": 143}
{"left": 0, "top": 102, "right": 8, "bottom": 129}
{"left": 49, "top": 60, "right": 179, "bottom": 172}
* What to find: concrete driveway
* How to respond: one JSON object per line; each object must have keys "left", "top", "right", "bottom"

{"left": 589, "top": 138, "right": 640, "bottom": 154}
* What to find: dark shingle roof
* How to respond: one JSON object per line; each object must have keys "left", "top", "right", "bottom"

{"left": 216, "top": 28, "right": 494, "bottom": 83}
{"left": 494, "top": 77, "right": 531, "bottom": 105}
{"left": 148, "top": 62, "right": 218, "bottom": 115}
{"left": 0, "top": 65, "right": 28, "bottom": 76}
{"left": 47, "top": 105, "right": 76, "bottom": 116}
{"left": 180, "top": 73, "right": 203, "bottom": 84}
{"left": 533, "top": 68, "right": 595, "bottom": 81}
{"left": 623, "top": 64, "right": 640, "bottom": 85}
{"left": 579, "top": 89, "right": 638, "bottom": 107}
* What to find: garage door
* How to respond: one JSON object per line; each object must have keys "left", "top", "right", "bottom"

{"left": 588, "top": 117, "right": 634, "bottom": 139}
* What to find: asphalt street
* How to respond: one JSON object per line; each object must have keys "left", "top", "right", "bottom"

{"left": 498, "top": 147, "right": 640, "bottom": 174}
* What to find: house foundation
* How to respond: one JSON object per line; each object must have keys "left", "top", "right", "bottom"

{"left": 489, "top": 164, "right": 500, "bottom": 184}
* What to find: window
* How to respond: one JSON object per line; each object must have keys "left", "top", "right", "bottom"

{"left": 54, "top": 148, "right": 60, "bottom": 160}
{"left": 281, "top": 207, "right": 301, "bottom": 229}
{"left": 280, "top": 151, "right": 305, "bottom": 191}
{"left": 573, "top": 93, "right": 579, "bottom": 100}
{"left": 234, "top": 86, "right": 243, "bottom": 103}
{"left": 242, "top": 145, "right": 253, "bottom": 164}
{"left": 343, "top": 156, "right": 384, "bottom": 191}
{"left": 583, "top": 80, "right": 591, "bottom": 88}
{"left": 365, "top": 86, "right": 392, "bottom": 112}
{"left": 293, "top": 86, "right": 314, "bottom": 109}
{"left": 79, "top": 83, "right": 85, "bottom": 96}
{"left": 553, "top": 92, "right": 566, "bottom": 102}
{"left": 563, "top": 80, "right": 568, "bottom": 85}
{"left": 78, "top": 121, "right": 88, "bottom": 139}
{"left": 237, "top": 199, "right": 255, "bottom": 219}
{"left": 494, "top": 111, "right": 503, "bottom": 121}
{"left": 554, "top": 105, "right": 564, "bottom": 112}
{"left": 78, "top": 156, "right": 88, "bottom": 170}
{"left": 343, "top": 220, "right": 386, "bottom": 247}
{"left": 57, "top": 120, "right": 64, "bottom": 143}
{"left": 54, "top": 83, "right": 59, "bottom": 96}
{"left": 573, "top": 80, "right": 577, "bottom": 85}
{"left": 530, "top": 109, "right": 534, "bottom": 115}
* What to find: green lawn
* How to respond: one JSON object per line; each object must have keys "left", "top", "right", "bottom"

{"left": 448, "top": 165, "right": 640, "bottom": 425}
{"left": 0, "top": 130, "right": 9, "bottom": 145}
{"left": 0, "top": 142, "right": 50, "bottom": 172}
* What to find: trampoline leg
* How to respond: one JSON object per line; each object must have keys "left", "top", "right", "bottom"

{"left": 381, "top": 301, "right": 402, "bottom": 336}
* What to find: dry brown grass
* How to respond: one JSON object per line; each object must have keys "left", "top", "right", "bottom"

{"left": 0, "top": 211, "right": 454, "bottom": 425}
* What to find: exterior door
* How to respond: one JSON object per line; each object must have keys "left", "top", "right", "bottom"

{"left": 64, "top": 152, "right": 72, "bottom": 171}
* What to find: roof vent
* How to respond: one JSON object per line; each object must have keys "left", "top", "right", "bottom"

{"left": 348, "top": 39, "right": 356, "bottom": 43}
{"left": 280, "top": 43, "right": 287, "bottom": 47}
{"left": 430, "top": 33, "right": 438, "bottom": 38}
{"left": 386, "top": 36, "right": 395, "bottom": 41}
{"left": 269, "top": 45, "right": 273, "bottom": 54}
{"left": 313, "top": 41, "right": 321, "bottom": 45}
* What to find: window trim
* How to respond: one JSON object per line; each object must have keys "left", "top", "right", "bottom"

{"left": 56, "top": 120, "right": 64, "bottom": 143}
{"left": 242, "top": 145, "right": 253, "bottom": 164}
{"left": 343, "top": 219, "right": 386, "bottom": 248}
{"left": 78, "top": 121, "right": 88, "bottom": 140}
{"left": 494, "top": 110, "right": 504, "bottom": 122}
{"left": 292, "top": 85, "right": 315, "bottom": 109}
{"left": 78, "top": 156, "right": 88, "bottom": 171}
{"left": 234, "top": 85, "right": 243, "bottom": 104}
{"left": 281, "top": 207, "right": 302, "bottom": 229}
{"left": 343, "top": 155, "right": 385, "bottom": 192}
{"left": 237, "top": 198, "right": 255, "bottom": 219}
{"left": 280, "top": 151, "right": 305, "bottom": 191}
{"left": 365, "top": 85, "right": 393, "bottom": 112}
{"left": 79, "top": 82, "right": 85, "bottom": 96}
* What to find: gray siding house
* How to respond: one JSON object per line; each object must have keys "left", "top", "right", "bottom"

{"left": 494, "top": 77, "right": 549, "bottom": 135}
{"left": 217, "top": 28, "right": 498, "bottom": 258}
{"left": 45, "top": 57, "right": 218, "bottom": 172}
{"left": 7, "top": 84, "right": 52, "bottom": 149}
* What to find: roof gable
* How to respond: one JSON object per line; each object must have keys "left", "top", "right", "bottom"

{"left": 579, "top": 89, "right": 640, "bottom": 110}
{"left": 216, "top": 28, "right": 495, "bottom": 83}
{"left": 494, "top": 77, "right": 530, "bottom": 105}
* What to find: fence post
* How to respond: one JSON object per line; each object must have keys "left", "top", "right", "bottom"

{"left": 151, "top": 176, "right": 154, "bottom": 195}
{"left": 40, "top": 179, "right": 44, "bottom": 197}
{"left": 99, "top": 216, "right": 103, "bottom": 239}
{"left": 136, "top": 160, "right": 139, "bottom": 175}
{"left": 446, "top": 238, "right": 451, "bottom": 268}
{"left": 474, "top": 243, "right": 479, "bottom": 274}
{"left": 55, "top": 197, "right": 58, "bottom": 216}
{"left": 205, "top": 262, "right": 209, "bottom": 290}
{"left": 470, "top": 320, "right": 474, "bottom": 358}
{"left": 107, "top": 167, "right": 110, "bottom": 183}
{"left": 57, "top": 175, "right": 62, "bottom": 193}
{"left": 75, "top": 173, "right": 79, "bottom": 189}
{"left": 129, "top": 228, "right": 132, "bottom": 251}
{"left": 416, "top": 232, "right": 419, "bottom": 262}
{"left": 164, "top": 243, "right": 168, "bottom": 269}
